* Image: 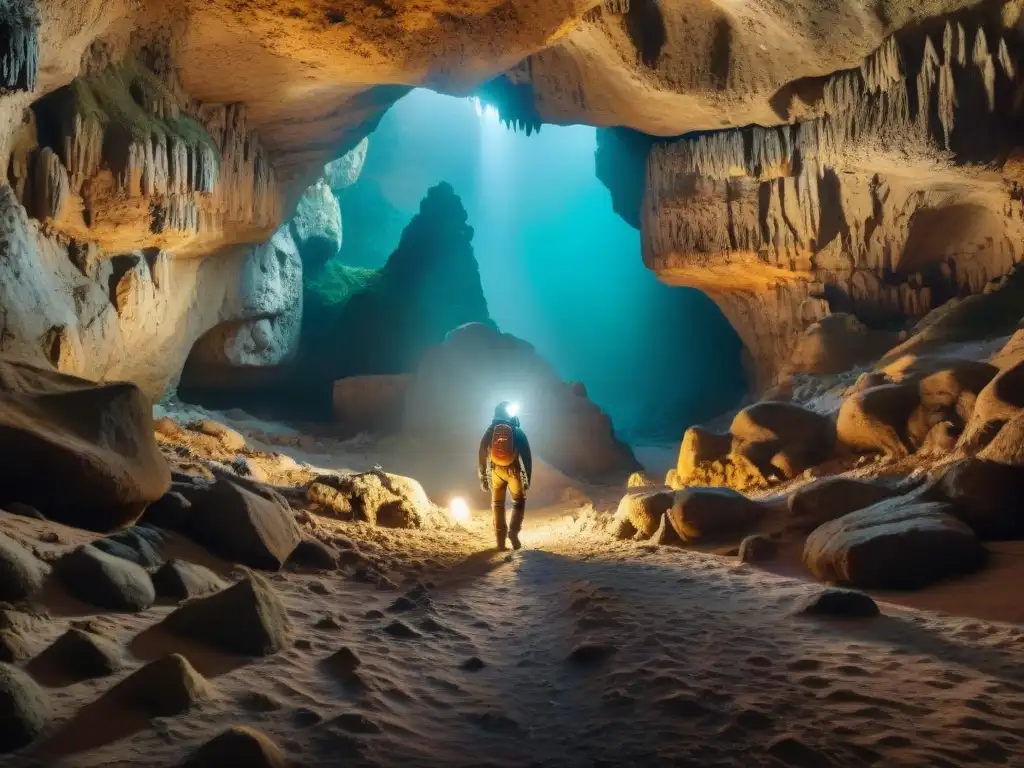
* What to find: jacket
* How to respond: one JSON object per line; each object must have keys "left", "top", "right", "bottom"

{"left": 478, "top": 419, "right": 533, "bottom": 484}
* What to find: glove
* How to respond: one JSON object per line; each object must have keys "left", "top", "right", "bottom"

{"left": 479, "top": 475, "right": 489, "bottom": 493}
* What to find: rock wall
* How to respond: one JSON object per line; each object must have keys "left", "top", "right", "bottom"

{"left": 0, "top": 0, "right": 597, "bottom": 399}
{"left": 640, "top": 20, "right": 1024, "bottom": 388}
{"left": 0, "top": 183, "right": 300, "bottom": 398}
{"left": 1, "top": 0, "right": 1023, "bottom": 400}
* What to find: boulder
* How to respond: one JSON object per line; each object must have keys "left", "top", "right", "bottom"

{"left": 738, "top": 534, "right": 778, "bottom": 563}
{"left": 665, "top": 487, "right": 763, "bottom": 544}
{"left": 108, "top": 654, "right": 216, "bottom": 717}
{"left": 676, "top": 426, "right": 731, "bottom": 483}
{"left": 93, "top": 527, "right": 163, "bottom": 568}
{"left": 141, "top": 489, "right": 193, "bottom": 530}
{"left": 403, "top": 322, "right": 640, "bottom": 482}
{"left": 612, "top": 489, "right": 675, "bottom": 539}
{"left": 324, "top": 645, "right": 361, "bottom": 672}
{"left": 959, "top": 357, "right": 1024, "bottom": 452}
{"left": 181, "top": 725, "right": 287, "bottom": 768}
{"left": 0, "top": 532, "right": 44, "bottom": 602}
{"left": 0, "top": 663, "right": 50, "bottom": 753}
{"left": 651, "top": 512, "right": 683, "bottom": 546}
{"left": 729, "top": 401, "right": 835, "bottom": 480}
{"left": 290, "top": 178, "right": 342, "bottom": 273}
{"left": 152, "top": 560, "right": 226, "bottom": 601}
{"left": 285, "top": 539, "right": 339, "bottom": 571}
{"left": 786, "top": 477, "right": 899, "bottom": 534}
{"left": 916, "top": 420, "right": 961, "bottom": 457}
{"left": 31, "top": 628, "right": 123, "bottom": 682}
{"left": 905, "top": 364, "right": 996, "bottom": 448}
{"left": 989, "top": 329, "right": 1024, "bottom": 371}
{"left": 881, "top": 354, "right": 994, "bottom": 383}
{"left": 0, "top": 360, "right": 170, "bottom": 531}
{"left": 315, "top": 471, "right": 444, "bottom": 529}
{"left": 55, "top": 545, "right": 156, "bottom": 612}
{"left": 795, "top": 588, "right": 880, "bottom": 618}
{"left": 162, "top": 573, "right": 291, "bottom": 656}
{"left": 836, "top": 382, "right": 919, "bottom": 457}
{"left": 803, "top": 498, "right": 985, "bottom": 589}
{"left": 307, "top": 482, "right": 352, "bottom": 517}
{"left": 938, "top": 458, "right": 1024, "bottom": 539}
{"left": 0, "top": 630, "right": 35, "bottom": 663}
{"left": 626, "top": 471, "right": 654, "bottom": 489}
{"left": 978, "top": 410, "right": 1024, "bottom": 465}
{"left": 173, "top": 474, "right": 301, "bottom": 570}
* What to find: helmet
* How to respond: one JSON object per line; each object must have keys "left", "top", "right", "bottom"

{"left": 494, "top": 401, "right": 521, "bottom": 426}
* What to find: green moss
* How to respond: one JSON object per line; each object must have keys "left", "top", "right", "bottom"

{"left": 306, "top": 261, "right": 380, "bottom": 308}
{"left": 36, "top": 57, "right": 219, "bottom": 170}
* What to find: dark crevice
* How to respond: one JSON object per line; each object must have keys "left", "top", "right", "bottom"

{"left": 709, "top": 17, "right": 733, "bottom": 90}
{"left": 624, "top": 0, "right": 667, "bottom": 69}
{"left": 107, "top": 254, "right": 140, "bottom": 311}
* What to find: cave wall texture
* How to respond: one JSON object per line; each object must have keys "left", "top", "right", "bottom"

{"left": 0, "top": 0, "right": 1021, "bottom": 401}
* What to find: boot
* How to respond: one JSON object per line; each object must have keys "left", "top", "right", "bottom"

{"left": 492, "top": 503, "right": 508, "bottom": 551}
{"left": 509, "top": 500, "right": 525, "bottom": 551}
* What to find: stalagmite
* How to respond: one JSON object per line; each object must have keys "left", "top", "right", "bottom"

{"left": 30, "top": 147, "right": 68, "bottom": 222}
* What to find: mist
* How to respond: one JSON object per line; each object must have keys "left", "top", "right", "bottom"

{"left": 339, "top": 88, "right": 746, "bottom": 442}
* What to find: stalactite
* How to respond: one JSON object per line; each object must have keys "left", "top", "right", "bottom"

{"left": 972, "top": 27, "right": 997, "bottom": 111}
{"left": 29, "top": 147, "right": 68, "bottom": 221}
{"left": 198, "top": 102, "right": 278, "bottom": 232}
{"left": 476, "top": 66, "right": 543, "bottom": 136}
{"left": 0, "top": 0, "right": 37, "bottom": 93}
{"left": 642, "top": 16, "right": 1024, "bottom": 385}
{"left": 999, "top": 38, "right": 1015, "bottom": 79}
{"left": 27, "top": 57, "right": 278, "bottom": 240}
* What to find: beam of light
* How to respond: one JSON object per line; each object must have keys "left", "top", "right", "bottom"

{"left": 448, "top": 497, "right": 472, "bottom": 525}
{"left": 470, "top": 97, "right": 499, "bottom": 123}
{"left": 506, "top": 401, "right": 520, "bottom": 417}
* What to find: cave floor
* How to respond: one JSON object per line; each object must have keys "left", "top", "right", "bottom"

{"left": 5, "top": 503, "right": 1024, "bottom": 768}
{"left": 4, "top": 401, "right": 1024, "bottom": 768}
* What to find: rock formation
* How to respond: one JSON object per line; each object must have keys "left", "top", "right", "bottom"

{"left": 324, "top": 137, "right": 369, "bottom": 193}
{"left": 295, "top": 182, "right": 491, "bottom": 412}
{"left": 0, "top": 0, "right": 1015, "bottom": 403}
{"left": 621, "top": 18, "right": 1024, "bottom": 389}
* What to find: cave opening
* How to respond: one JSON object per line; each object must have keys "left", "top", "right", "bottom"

{"left": 180, "top": 88, "right": 746, "bottom": 446}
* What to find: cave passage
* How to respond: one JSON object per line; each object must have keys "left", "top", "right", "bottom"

{"left": 339, "top": 88, "right": 746, "bottom": 442}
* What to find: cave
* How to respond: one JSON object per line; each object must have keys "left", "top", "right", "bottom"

{"left": 178, "top": 87, "right": 748, "bottom": 447}
{"left": 1, "top": 2, "right": 1024, "bottom": 766}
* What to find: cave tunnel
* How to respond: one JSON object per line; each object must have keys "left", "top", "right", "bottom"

{"left": 180, "top": 88, "right": 747, "bottom": 448}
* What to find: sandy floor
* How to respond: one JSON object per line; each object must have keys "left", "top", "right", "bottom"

{"left": 3, "top": 413, "right": 1024, "bottom": 767}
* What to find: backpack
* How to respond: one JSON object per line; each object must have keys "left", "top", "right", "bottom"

{"left": 489, "top": 423, "right": 518, "bottom": 466}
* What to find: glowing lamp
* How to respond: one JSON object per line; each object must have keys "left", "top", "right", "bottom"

{"left": 506, "top": 402, "right": 521, "bottom": 418}
{"left": 449, "top": 497, "right": 472, "bottom": 525}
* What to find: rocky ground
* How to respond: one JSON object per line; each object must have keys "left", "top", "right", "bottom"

{"left": 0, "top": 394, "right": 1021, "bottom": 768}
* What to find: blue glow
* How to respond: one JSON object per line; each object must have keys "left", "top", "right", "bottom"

{"left": 338, "top": 89, "right": 746, "bottom": 441}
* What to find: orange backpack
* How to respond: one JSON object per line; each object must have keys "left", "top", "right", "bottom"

{"left": 489, "top": 423, "right": 518, "bottom": 466}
